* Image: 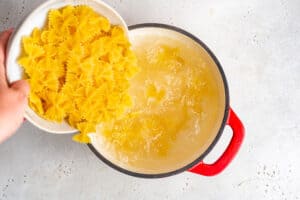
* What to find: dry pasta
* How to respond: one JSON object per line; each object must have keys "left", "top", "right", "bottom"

{"left": 18, "top": 5, "right": 138, "bottom": 143}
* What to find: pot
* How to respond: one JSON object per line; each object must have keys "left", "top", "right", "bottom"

{"left": 88, "top": 23, "right": 245, "bottom": 178}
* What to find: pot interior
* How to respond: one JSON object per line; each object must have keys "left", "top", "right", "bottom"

{"left": 89, "top": 25, "right": 227, "bottom": 175}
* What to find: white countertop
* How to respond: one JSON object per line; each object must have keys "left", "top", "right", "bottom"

{"left": 0, "top": 0, "right": 299, "bottom": 199}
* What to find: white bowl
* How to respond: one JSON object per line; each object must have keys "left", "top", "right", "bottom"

{"left": 6, "top": 0, "right": 128, "bottom": 134}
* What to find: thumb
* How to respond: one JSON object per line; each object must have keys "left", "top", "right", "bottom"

{"left": 10, "top": 79, "right": 30, "bottom": 98}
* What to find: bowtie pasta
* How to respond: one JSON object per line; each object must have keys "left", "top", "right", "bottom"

{"left": 18, "top": 5, "right": 138, "bottom": 143}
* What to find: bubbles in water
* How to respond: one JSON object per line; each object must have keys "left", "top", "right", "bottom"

{"left": 94, "top": 35, "right": 223, "bottom": 172}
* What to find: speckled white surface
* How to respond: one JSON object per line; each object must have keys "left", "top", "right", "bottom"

{"left": 0, "top": 0, "right": 299, "bottom": 199}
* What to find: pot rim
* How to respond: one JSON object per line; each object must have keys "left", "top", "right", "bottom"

{"left": 88, "top": 23, "right": 230, "bottom": 178}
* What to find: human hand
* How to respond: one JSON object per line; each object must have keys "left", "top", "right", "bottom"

{"left": 0, "top": 29, "right": 30, "bottom": 143}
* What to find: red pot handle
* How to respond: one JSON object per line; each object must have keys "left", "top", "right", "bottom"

{"left": 188, "top": 108, "right": 245, "bottom": 176}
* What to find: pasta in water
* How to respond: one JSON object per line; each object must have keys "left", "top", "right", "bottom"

{"left": 18, "top": 5, "right": 138, "bottom": 143}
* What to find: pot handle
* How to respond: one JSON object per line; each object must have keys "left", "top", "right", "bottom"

{"left": 188, "top": 108, "right": 245, "bottom": 176}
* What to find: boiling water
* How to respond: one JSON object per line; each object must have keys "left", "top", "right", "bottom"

{"left": 90, "top": 29, "right": 226, "bottom": 174}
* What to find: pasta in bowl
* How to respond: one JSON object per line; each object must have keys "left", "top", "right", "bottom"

{"left": 6, "top": 0, "right": 135, "bottom": 139}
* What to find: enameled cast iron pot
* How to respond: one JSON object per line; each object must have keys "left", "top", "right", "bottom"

{"left": 88, "top": 23, "right": 245, "bottom": 178}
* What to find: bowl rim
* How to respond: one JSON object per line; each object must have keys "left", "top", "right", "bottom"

{"left": 5, "top": 0, "right": 128, "bottom": 134}
{"left": 88, "top": 23, "right": 230, "bottom": 178}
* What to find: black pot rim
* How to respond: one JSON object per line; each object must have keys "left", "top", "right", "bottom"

{"left": 88, "top": 23, "right": 230, "bottom": 178}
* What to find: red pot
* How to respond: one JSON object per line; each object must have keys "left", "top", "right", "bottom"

{"left": 88, "top": 23, "right": 245, "bottom": 178}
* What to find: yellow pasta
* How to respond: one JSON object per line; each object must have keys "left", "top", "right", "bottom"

{"left": 18, "top": 5, "right": 138, "bottom": 143}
